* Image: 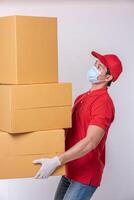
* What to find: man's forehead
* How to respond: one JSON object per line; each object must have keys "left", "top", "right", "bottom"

{"left": 96, "top": 59, "right": 104, "bottom": 65}
{"left": 95, "top": 59, "right": 107, "bottom": 69}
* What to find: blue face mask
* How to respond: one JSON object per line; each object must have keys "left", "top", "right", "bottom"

{"left": 87, "top": 66, "right": 101, "bottom": 83}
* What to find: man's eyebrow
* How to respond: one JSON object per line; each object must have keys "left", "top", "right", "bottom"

{"left": 95, "top": 60, "right": 105, "bottom": 68}
{"left": 99, "top": 63, "right": 105, "bottom": 68}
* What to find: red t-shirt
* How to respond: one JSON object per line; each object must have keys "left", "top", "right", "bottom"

{"left": 65, "top": 87, "right": 115, "bottom": 187}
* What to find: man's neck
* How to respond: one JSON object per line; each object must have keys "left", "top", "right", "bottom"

{"left": 90, "top": 83, "right": 107, "bottom": 91}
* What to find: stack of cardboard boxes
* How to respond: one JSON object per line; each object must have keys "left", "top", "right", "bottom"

{"left": 0, "top": 15, "right": 72, "bottom": 179}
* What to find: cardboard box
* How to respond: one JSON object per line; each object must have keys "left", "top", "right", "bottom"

{"left": 0, "top": 15, "right": 58, "bottom": 84}
{"left": 0, "top": 83, "right": 72, "bottom": 109}
{"left": 0, "top": 130, "right": 65, "bottom": 179}
{"left": 0, "top": 83, "right": 72, "bottom": 133}
{"left": 0, "top": 106, "right": 71, "bottom": 134}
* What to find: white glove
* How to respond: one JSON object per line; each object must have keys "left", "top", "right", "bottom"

{"left": 32, "top": 156, "right": 61, "bottom": 179}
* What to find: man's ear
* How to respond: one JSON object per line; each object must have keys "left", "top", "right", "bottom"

{"left": 105, "top": 74, "right": 113, "bottom": 82}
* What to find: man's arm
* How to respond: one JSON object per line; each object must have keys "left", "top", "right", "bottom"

{"left": 32, "top": 125, "right": 106, "bottom": 178}
{"left": 58, "top": 125, "right": 106, "bottom": 165}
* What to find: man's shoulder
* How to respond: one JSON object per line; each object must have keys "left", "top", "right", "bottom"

{"left": 95, "top": 92, "right": 115, "bottom": 109}
{"left": 74, "top": 91, "right": 89, "bottom": 103}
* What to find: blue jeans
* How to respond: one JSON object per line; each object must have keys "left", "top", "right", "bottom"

{"left": 54, "top": 175, "right": 98, "bottom": 200}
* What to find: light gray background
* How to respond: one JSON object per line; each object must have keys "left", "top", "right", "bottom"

{"left": 0, "top": 0, "right": 133, "bottom": 200}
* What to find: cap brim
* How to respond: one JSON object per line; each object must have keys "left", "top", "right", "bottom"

{"left": 91, "top": 51, "right": 103, "bottom": 60}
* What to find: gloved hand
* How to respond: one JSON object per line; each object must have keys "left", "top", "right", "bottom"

{"left": 32, "top": 156, "right": 61, "bottom": 179}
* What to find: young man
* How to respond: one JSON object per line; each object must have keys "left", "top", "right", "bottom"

{"left": 33, "top": 50, "right": 123, "bottom": 200}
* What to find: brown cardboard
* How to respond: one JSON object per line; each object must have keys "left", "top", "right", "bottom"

{"left": 0, "top": 130, "right": 65, "bottom": 179}
{"left": 0, "top": 130, "right": 65, "bottom": 156}
{"left": 0, "top": 83, "right": 72, "bottom": 133}
{"left": 0, "top": 15, "right": 58, "bottom": 84}
{"left": 0, "top": 155, "right": 65, "bottom": 179}
{"left": 0, "top": 83, "right": 72, "bottom": 109}
{"left": 0, "top": 106, "right": 71, "bottom": 134}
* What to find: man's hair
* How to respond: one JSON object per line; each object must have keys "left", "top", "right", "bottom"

{"left": 106, "top": 68, "right": 112, "bottom": 87}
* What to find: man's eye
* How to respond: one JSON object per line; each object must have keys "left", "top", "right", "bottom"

{"left": 99, "top": 65, "right": 103, "bottom": 69}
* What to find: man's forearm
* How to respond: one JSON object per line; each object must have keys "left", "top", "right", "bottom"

{"left": 57, "top": 137, "right": 95, "bottom": 165}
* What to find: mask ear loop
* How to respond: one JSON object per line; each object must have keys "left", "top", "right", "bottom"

{"left": 105, "top": 68, "right": 113, "bottom": 86}
{"left": 106, "top": 68, "right": 111, "bottom": 76}
{"left": 97, "top": 65, "right": 112, "bottom": 83}
{"left": 95, "top": 67, "right": 106, "bottom": 83}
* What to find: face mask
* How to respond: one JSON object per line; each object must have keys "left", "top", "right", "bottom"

{"left": 87, "top": 66, "right": 101, "bottom": 83}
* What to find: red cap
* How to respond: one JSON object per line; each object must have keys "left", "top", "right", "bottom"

{"left": 91, "top": 51, "right": 123, "bottom": 82}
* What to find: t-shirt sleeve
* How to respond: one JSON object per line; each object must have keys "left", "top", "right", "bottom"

{"left": 89, "top": 99, "right": 115, "bottom": 131}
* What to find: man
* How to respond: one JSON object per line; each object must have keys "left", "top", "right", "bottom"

{"left": 32, "top": 51, "right": 123, "bottom": 200}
